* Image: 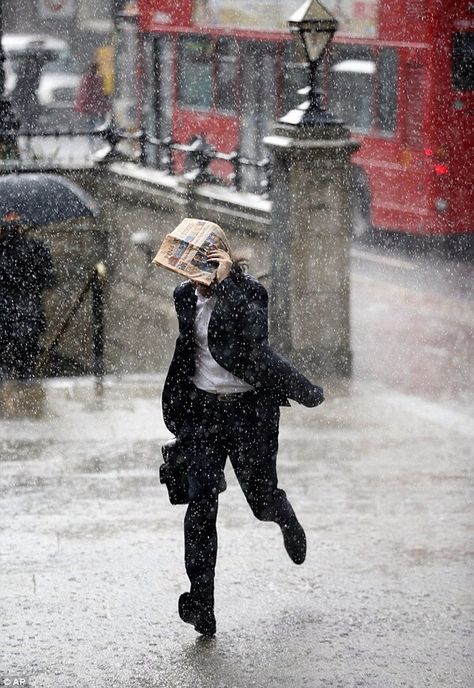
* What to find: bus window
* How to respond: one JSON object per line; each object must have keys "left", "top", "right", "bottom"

{"left": 157, "top": 37, "right": 173, "bottom": 139}
{"left": 142, "top": 36, "right": 157, "bottom": 166}
{"left": 258, "top": 47, "right": 277, "bottom": 157}
{"left": 114, "top": 15, "right": 139, "bottom": 129}
{"left": 143, "top": 36, "right": 173, "bottom": 166}
{"left": 215, "top": 38, "right": 239, "bottom": 113}
{"left": 239, "top": 42, "right": 276, "bottom": 190}
{"left": 376, "top": 48, "right": 398, "bottom": 135}
{"left": 178, "top": 37, "right": 213, "bottom": 110}
{"left": 405, "top": 63, "right": 424, "bottom": 148}
{"left": 453, "top": 32, "right": 474, "bottom": 92}
{"left": 328, "top": 46, "right": 374, "bottom": 132}
{"left": 283, "top": 42, "right": 307, "bottom": 113}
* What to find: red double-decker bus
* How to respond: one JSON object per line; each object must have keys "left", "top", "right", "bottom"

{"left": 124, "top": 0, "right": 473, "bottom": 240}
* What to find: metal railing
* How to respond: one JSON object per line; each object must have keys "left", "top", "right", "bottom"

{"left": 137, "top": 131, "right": 272, "bottom": 195}
{"left": 2, "top": 126, "right": 100, "bottom": 170}
{"left": 1, "top": 120, "right": 272, "bottom": 195}
{"left": 35, "top": 262, "right": 106, "bottom": 380}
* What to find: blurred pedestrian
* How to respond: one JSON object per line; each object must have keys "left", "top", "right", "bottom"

{"left": 0, "top": 215, "right": 56, "bottom": 380}
{"left": 74, "top": 61, "right": 110, "bottom": 143}
{"left": 11, "top": 54, "right": 45, "bottom": 133}
{"left": 161, "top": 226, "right": 324, "bottom": 637}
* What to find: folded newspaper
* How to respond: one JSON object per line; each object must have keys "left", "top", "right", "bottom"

{"left": 152, "top": 218, "right": 229, "bottom": 286}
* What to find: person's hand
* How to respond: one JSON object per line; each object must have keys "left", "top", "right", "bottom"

{"left": 207, "top": 248, "right": 232, "bottom": 284}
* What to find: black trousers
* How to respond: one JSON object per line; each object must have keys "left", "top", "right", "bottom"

{"left": 182, "top": 388, "right": 297, "bottom": 609}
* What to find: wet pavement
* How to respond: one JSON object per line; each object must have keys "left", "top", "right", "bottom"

{"left": 351, "top": 244, "right": 474, "bottom": 404}
{"left": 1, "top": 374, "right": 472, "bottom": 688}
{"left": 1, "top": 247, "right": 473, "bottom": 687}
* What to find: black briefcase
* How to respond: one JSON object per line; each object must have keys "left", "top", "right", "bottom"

{"left": 160, "top": 438, "right": 189, "bottom": 505}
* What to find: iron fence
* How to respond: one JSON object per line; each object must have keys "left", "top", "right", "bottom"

{"left": 1, "top": 121, "right": 272, "bottom": 195}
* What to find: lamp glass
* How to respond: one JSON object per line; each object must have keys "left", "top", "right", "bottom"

{"left": 301, "top": 29, "right": 332, "bottom": 62}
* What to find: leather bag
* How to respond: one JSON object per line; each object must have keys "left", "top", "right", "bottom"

{"left": 160, "top": 438, "right": 190, "bottom": 505}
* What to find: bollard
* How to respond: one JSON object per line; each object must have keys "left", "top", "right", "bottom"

{"left": 265, "top": 123, "right": 359, "bottom": 378}
{"left": 91, "top": 261, "right": 106, "bottom": 381}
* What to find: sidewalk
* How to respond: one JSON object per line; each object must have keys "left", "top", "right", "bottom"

{"left": 1, "top": 373, "right": 472, "bottom": 688}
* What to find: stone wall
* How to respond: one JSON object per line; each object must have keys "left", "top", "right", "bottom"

{"left": 30, "top": 155, "right": 352, "bottom": 379}
{"left": 30, "top": 169, "right": 106, "bottom": 376}
{"left": 90, "top": 164, "right": 273, "bottom": 375}
{"left": 14, "top": 165, "right": 271, "bottom": 377}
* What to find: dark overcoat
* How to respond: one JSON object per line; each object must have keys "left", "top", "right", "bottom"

{"left": 0, "top": 230, "right": 56, "bottom": 377}
{"left": 162, "top": 265, "right": 324, "bottom": 438}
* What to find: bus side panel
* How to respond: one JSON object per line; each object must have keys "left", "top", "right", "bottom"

{"left": 355, "top": 41, "right": 472, "bottom": 238}
{"left": 354, "top": 48, "right": 437, "bottom": 235}
{"left": 172, "top": 109, "right": 240, "bottom": 179}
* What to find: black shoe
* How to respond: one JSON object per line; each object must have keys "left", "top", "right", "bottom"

{"left": 178, "top": 592, "right": 216, "bottom": 637}
{"left": 280, "top": 516, "right": 306, "bottom": 564}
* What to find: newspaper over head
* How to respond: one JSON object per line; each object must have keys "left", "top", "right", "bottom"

{"left": 153, "top": 218, "right": 230, "bottom": 286}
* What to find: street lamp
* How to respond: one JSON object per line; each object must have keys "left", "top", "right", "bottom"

{"left": 0, "top": 0, "right": 19, "bottom": 159}
{"left": 282, "top": 0, "right": 338, "bottom": 127}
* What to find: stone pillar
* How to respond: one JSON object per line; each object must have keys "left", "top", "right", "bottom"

{"left": 264, "top": 121, "right": 359, "bottom": 378}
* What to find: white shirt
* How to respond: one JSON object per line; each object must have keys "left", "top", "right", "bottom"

{"left": 191, "top": 291, "right": 254, "bottom": 394}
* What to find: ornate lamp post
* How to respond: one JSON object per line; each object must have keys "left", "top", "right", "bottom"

{"left": 281, "top": 0, "right": 339, "bottom": 127}
{"left": 264, "top": 0, "right": 359, "bottom": 377}
{"left": 0, "top": 0, "right": 20, "bottom": 159}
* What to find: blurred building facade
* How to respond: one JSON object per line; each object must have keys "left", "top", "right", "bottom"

{"left": 3, "top": 0, "right": 131, "bottom": 67}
